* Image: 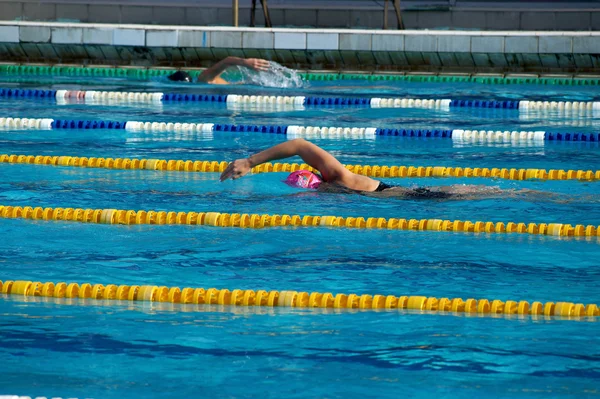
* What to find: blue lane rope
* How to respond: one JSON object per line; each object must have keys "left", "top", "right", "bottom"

{"left": 0, "top": 88, "right": 57, "bottom": 98}
{"left": 53, "top": 119, "right": 127, "bottom": 129}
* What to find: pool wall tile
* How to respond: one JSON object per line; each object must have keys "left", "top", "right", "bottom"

{"left": 113, "top": 28, "right": 145, "bottom": 46}
{"left": 98, "top": 45, "right": 119, "bottom": 61}
{"left": 0, "top": 44, "right": 11, "bottom": 58}
{"left": 5, "top": 43, "right": 26, "bottom": 59}
{"left": 0, "top": 26, "right": 19, "bottom": 43}
{"left": 162, "top": 47, "right": 185, "bottom": 63}
{"left": 339, "top": 50, "right": 359, "bottom": 66}
{"left": 51, "top": 27, "right": 83, "bottom": 44}
{"left": 357, "top": 50, "right": 376, "bottom": 66}
{"left": 194, "top": 47, "right": 216, "bottom": 63}
{"left": 1, "top": 22, "right": 599, "bottom": 72}
{"left": 83, "top": 28, "right": 113, "bottom": 45}
{"left": 54, "top": 43, "right": 88, "bottom": 60}
{"left": 19, "top": 26, "right": 51, "bottom": 43}
{"left": 258, "top": 49, "right": 276, "bottom": 61}
{"left": 437, "top": 35, "right": 470, "bottom": 52}
{"left": 388, "top": 51, "right": 409, "bottom": 66}
{"left": 146, "top": 30, "right": 178, "bottom": 47}
{"left": 227, "top": 48, "right": 245, "bottom": 58}
{"left": 422, "top": 52, "right": 442, "bottom": 67}
{"left": 307, "top": 33, "right": 338, "bottom": 50}
{"left": 291, "top": 50, "right": 308, "bottom": 64}
{"left": 405, "top": 35, "right": 436, "bottom": 52}
{"left": 372, "top": 34, "right": 403, "bottom": 52}
{"left": 488, "top": 53, "right": 508, "bottom": 67}
{"left": 242, "top": 48, "right": 261, "bottom": 59}
{"left": 274, "top": 32, "right": 306, "bottom": 50}
{"left": 339, "top": 34, "right": 371, "bottom": 51}
{"left": 20, "top": 43, "right": 41, "bottom": 59}
{"left": 307, "top": 49, "right": 338, "bottom": 67}
{"left": 242, "top": 31, "right": 274, "bottom": 49}
{"left": 404, "top": 51, "right": 424, "bottom": 66}
{"left": 455, "top": 52, "right": 475, "bottom": 67}
{"left": 539, "top": 36, "right": 572, "bottom": 54}
{"left": 539, "top": 54, "right": 560, "bottom": 68}
{"left": 211, "top": 31, "right": 242, "bottom": 48}
{"left": 274, "top": 48, "right": 294, "bottom": 64}
{"left": 573, "top": 36, "right": 598, "bottom": 54}
{"left": 178, "top": 31, "right": 210, "bottom": 48}
{"left": 505, "top": 36, "right": 538, "bottom": 53}
{"left": 520, "top": 54, "right": 543, "bottom": 68}
{"left": 473, "top": 52, "right": 508, "bottom": 68}
{"left": 84, "top": 45, "right": 107, "bottom": 61}
{"left": 471, "top": 36, "right": 503, "bottom": 53}
{"left": 211, "top": 47, "right": 228, "bottom": 60}
{"left": 321, "top": 49, "right": 343, "bottom": 66}
{"left": 178, "top": 47, "right": 199, "bottom": 61}
{"left": 37, "top": 43, "right": 58, "bottom": 59}
{"left": 573, "top": 54, "right": 593, "bottom": 68}
{"left": 438, "top": 52, "right": 459, "bottom": 67}
{"left": 472, "top": 53, "right": 491, "bottom": 67}
{"left": 372, "top": 51, "right": 392, "bottom": 66}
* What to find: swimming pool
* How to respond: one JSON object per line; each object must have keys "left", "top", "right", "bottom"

{"left": 0, "top": 73, "right": 599, "bottom": 399}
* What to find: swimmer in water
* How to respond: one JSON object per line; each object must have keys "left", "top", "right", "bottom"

{"left": 219, "top": 139, "right": 533, "bottom": 200}
{"left": 167, "top": 57, "right": 270, "bottom": 85}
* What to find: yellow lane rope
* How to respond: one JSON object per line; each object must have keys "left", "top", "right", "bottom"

{"left": 1, "top": 153, "right": 598, "bottom": 181}
{"left": 1, "top": 204, "right": 598, "bottom": 238}
{"left": 1, "top": 280, "right": 598, "bottom": 318}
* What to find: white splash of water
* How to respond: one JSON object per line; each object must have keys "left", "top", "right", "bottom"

{"left": 234, "top": 61, "right": 306, "bottom": 88}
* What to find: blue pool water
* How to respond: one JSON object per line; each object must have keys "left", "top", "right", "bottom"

{"left": 0, "top": 76, "right": 599, "bottom": 399}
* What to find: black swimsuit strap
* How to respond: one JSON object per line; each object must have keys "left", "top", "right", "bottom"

{"left": 375, "top": 181, "right": 394, "bottom": 192}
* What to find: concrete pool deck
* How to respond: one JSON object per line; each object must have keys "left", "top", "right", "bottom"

{"left": 0, "top": 21, "right": 598, "bottom": 73}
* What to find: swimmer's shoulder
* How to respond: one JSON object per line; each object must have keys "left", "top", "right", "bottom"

{"left": 201, "top": 76, "right": 230, "bottom": 85}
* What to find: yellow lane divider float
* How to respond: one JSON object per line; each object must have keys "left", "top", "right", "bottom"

{"left": 0, "top": 153, "right": 598, "bottom": 181}
{"left": 1, "top": 204, "right": 599, "bottom": 238}
{"left": 1, "top": 279, "right": 598, "bottom": 318}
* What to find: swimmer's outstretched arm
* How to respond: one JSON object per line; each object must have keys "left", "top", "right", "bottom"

{"left": 198, "top": 57, "right": 270, "bottom": 84}
{"left": 220, "top": 139, "right": 379, "bottom": 191}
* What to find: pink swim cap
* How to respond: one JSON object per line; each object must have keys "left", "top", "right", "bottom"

{"left": 284, "top": 170, "right": 322, "bottom": 189}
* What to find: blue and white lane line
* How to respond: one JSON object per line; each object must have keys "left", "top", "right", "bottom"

{"left": 1, "top": 117, "right": 599, "bottom": 143}
{"left": 1, "top": 88, "right": 600, "bottom": 114}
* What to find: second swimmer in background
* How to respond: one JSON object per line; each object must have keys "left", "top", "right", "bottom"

{"left": 167, "top": 57, "right": 270, "bottom": 85}
{"left": 219, "top": 139, "right": 534, "bottom": 200}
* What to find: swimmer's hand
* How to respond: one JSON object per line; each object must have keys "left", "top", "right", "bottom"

{"left": 243, "top": 58, "right": 270, "bottom": 72}
{"left": 220, "top": 158, "right": 252, "bottom": 181}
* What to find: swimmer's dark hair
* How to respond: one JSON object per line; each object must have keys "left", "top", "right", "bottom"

{"left": 167, "top": 71, "right": 192, "bottom": 82}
